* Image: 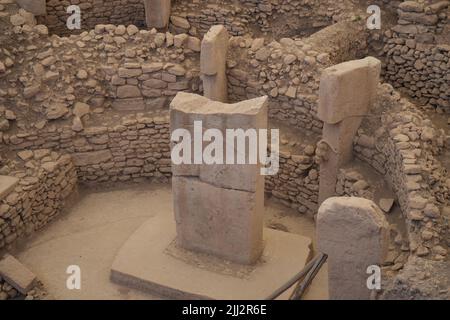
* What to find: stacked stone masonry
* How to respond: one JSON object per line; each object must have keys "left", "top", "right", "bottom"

{"left": 1, "top": 0, "right": 449, "bottom": 300}
{"left": 3, "top": 114, "right": 172, "bottom": 184}
{"left": 0, "top": 150, "right": 77, "bottom": 251}
{"left": 170, "top": 0, "right": 356, "bottom": 38}
{"left": 38, "top": 0, "right": 146, "bottom": 36}
{"left": 354, "top": 84, "right": 449, "bottom": 260}
{"left": 382, "top": 1, "right": 450, "bottom": 110}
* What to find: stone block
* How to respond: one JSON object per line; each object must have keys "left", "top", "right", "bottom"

{"left": 170, "top": 92, "right": 268, "bottom": 265}
{"left": 317, "top": 197, "right": 389, "bottom": 300}
{"left": 112, "top": 98, "right": 145, "bottom": 111}
{"left": 318, "top": 57, "right": 381, "bottom": 124}
{"left": 72, "top": 150, "right": 112, "bottom": 166}
{"left": 170, "top": 92, "right": 268, "bottom": 191}
{"left": 172, "top": 177, "right": 264, "bottom": 265}
{"left": 0, "top": 254, "right": 37, "bottom": 294}
{"left": 144, "top": 0, "right": 171, "bottom": 29}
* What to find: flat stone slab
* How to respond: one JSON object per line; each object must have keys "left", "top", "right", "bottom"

{"left": 111, "top": 211, "right": 312, "bottom": 300}
{"left": 0, "top": 175, "right": 19, "bottom": 200}
{"left": 112, "top": 98, "right": 145, "bottom": 111}
{"left": 0, "top": 254, "right": 37, "bottom": 294}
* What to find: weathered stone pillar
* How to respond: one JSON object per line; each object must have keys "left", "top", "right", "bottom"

{"left": 201, "top": 25, "right": 229, "bottom": 102}
{"left": 16, "top": 0, "right": 46, "bottom": 16}
{"left": 317, "top": 197, "right": 389, "bottom": 300}
{"left": 170, "top": 92, "right": 268, "bottom": 265}
{"left": 144, "top": 0, "right": 171, "bottom": 29}
{"left": 317, "top": 57, "right": 381, "bottom": 204}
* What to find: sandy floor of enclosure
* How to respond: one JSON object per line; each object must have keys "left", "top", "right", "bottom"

{"left": 14, "top": 183, "right": 327, "bottom": 300}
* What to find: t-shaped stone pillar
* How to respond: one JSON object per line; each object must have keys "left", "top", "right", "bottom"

{"left": 16, "top": 0, "right": 46, "bottom": 16}
{"left": 144, "top": 0, "right": 171, "bottom": 29}
{"left": 170, "top": 92, "right": 268, "bottom": 265}
{"left": 201, "top": 25, "right": 229, "bottom": 103}
{"left": 317, "top": 57, "right": 381, "bottom": 204}
{"left": 317, "top": 197, "right": 389, "bottom": 300}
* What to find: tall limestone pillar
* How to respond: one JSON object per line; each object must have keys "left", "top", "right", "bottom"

{"left": 170, "top": 92, "right": 268, "bottom": 265}
{"left": 317, "top": 197, "right": 389, "bottom": 299}
{"left": 144, "top": 0, "right": 171, "bottom": 29}
{"left": 317, "top": 57, "right": 381, "bottom": 204}
{"left": 201, "top": 25, "right": 229, "bottom": 102}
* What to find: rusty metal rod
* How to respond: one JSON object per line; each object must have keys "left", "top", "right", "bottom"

{"left": 289, "top": 253, "right": 328, "bottom": 300}
{"left": 265, "top": 253, "right": 324, "bottom": 300}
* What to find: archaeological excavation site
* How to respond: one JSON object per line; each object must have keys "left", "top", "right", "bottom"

{"left": 0, "top": 0, "right": 449, "bottom": 303}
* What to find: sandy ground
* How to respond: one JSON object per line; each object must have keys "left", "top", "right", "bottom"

{"left": 13, "top": 183, "right": 328, "bottom": 300}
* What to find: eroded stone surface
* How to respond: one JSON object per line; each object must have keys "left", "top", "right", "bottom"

{"left": 201, "top": 25, "right": 229, "bottom": 102}
{"left": 317, "top": 197, "right": 389, "bottom": 300}
{"left": 318, "top": 57, "right": 381, "bottom": 204}
{"left": 0, "top": 176, "right": 19, "bottom": 201}
{"left": 0, "top": 254, "right": 37, "bottom": 294}
{"left": 170, "top": 92, "right": 268, "bottom": 264}
{"left": 144, "top": 0, "right": 171, "bottom": 29}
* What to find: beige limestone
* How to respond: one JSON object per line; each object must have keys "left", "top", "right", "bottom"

{"left": 16, "top": 0, "right": 46, "bottom": 16}
{"left": 170, "top": 92, "right": 268, "bottom": 191}
{"left": 201, "top": 25, "right": 229, "bottom": 102}
{"left": 111, "top": 208, "right": 312, "bottom": 299}
{"left": 318, "top": 57, "right": 381, "bottom": 204}
{"left": 0, "top": 254, "right": 37, "bottom": 294}
{"left": 318, "top": 57, "right": 381, "bottom": 124}
{"left": 144, "top": 0, "right": 171, "bottom": 29}
{"left": 112, "top": 98, "right": 145, "bottom": 111}
{"left": 317, "top": 197, "right": 389, "bottom": 300}
{"left": 0, "top": 175, "right": 19, "bottom": 200}
{"left": 170, "top": 92, "right": 268, "bottom": 264}
{"left": 71, "top": 150, "right": 113, "bottom": 166}
{"left": 173, "top": 177, "right": 264, "bottom": 264}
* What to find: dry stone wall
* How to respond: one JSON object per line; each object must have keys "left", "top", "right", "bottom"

{"left": 354, "top": 84, "right": 449, "bottom": 261}
{"left": 226, "top": 20, "right": 370, "bottom": 135}
{"left": 266, "top": 148, "right": 319, "bottom": 216}
{"left": 336, "top": 168, "right": 375, "bottom": 201}
{"left": 38, "top": 0, "right": 146, "bottom": 36}
{"left": 0, "top": 151, "right": 77, "bottom": 251}
{"left": 171, "top": 0, "right": 356, "bottom": 39}
{"left": 382, "top": 1, "right": 449, "bottom": 110}
{"left": 0, "top": 3, "right": 202, "bottom": 134}
{"left": 3, "top": 113, "right": 172, "bottom": 184}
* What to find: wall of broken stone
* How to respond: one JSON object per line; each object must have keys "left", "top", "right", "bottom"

{"left": 170, "top": 0, "right": 355, "bottom": 38}
{"left": 3, "top": 113, "right": 172, "bottom": 184}
{"left": 353, "top": 84, "right": 449, "bottom": 260}
{"left": 103, "top": 45, "right": 202, "bottom": 113}
{"left": 382, "top": 1, "right": 449, "bottom": 110}
{"left": 266, "top": 148, "right": 319, "bottom": 216}
{"left": 4, "top": 114, "right": 322, "bottom": 215}
{"left": 38, "top": 0, "right": 146, "bottom": 36}
{"left": 0, "top": 152, "right": 77, "bottom": 251}
{"left": 1, "top": 5, "right": 202, "bottom": 130}
{"left": 226, "top": 20, "right": 369, "bottom": 135}
{"left": 336, "top": 167, "right": 375, "bottom": 201}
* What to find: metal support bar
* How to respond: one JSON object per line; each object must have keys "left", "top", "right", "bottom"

{"left": 289, "top": 253, "right": 328, "bottom": 300}
{"left": 265, "top": 253, "right": 327, "bottom": 300}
